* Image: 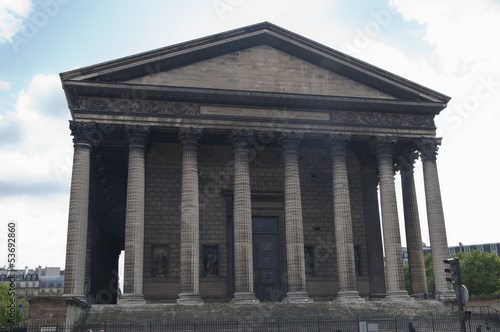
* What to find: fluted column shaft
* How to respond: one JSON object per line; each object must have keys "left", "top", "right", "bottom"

{"left": 121, "top": 125, "right": 149, "bottom": 305}
{"left": 64, "top": 122, "right": 96, "bottom": 300}
{"left": 178, "top": 127, "right": 204, "bottom": 305}
{"left": 279, "top": 132, "right": 311, "bottom": 303}
{"left": 327, "top": 134, "right": 360, "bottom": 300}
{"left": 230, "top": 130, "right": 259, "bottom": 304}
{"left": 360, "top": 166, "right": 387, "bottom": 298}
{"left": 400, "top": 152, "right": 428, "bottom": 297}
{"left": 371, "top": 136, "right": 409, "bottom": 299}
{"left": 416, "top": 137, "right": 452, "bottom": 295}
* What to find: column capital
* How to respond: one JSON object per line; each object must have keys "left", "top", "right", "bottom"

{"left": 229, "top": 129, "right": 254, "bottom": 153}
{"left": 370, "top": 136, "right": 397, "bottom": 158}
{"left": 69, "top": 121, "right": 97, "bottom": 147}
{"left": 178, "top": 127, "right": 203, "bottom": 150}
{"left": 125, "top": 125, "right": 150, "bottom": 149}
{"left": 325, "top": 133, "right": 351, "bottom": 156}
{"left": 415, "top": 137, "right": 442, "bottom": 161}
{"left": 396, "top": 150, "right": 419, "bottom": 179}
{"left": 278, "top": 131, "right": 303, "bottom": 154}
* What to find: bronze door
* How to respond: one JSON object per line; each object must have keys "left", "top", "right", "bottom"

{"left": 252, "top": 216, "right": 282, "bottom": 302}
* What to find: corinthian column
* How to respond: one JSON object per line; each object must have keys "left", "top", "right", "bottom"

{"left": 177, "top": 127, "right": 204, "bottom": 305}
{"left": 121, "top": 125, "right": 149, "bottom": 305}
{"left": 279, "top": 132, "right": 311, "bottom": 303}
{"left": 416, "top": 137, "right": 453, "bottom": 296}
{"left": 230, "top": 130, "right": 259, "bottom": 304}
{"left": 399, "top": 151, "right": 428, "bottom": 298}
{"left": 63, "top": 121, "right": 96, "bottom": 301}
{"left": 359, "top": 156, "right": 386, "bottom": 299}
{"left": 370, "top": 136, "right": 409, "bottom": 300}
{"left": 327, "top": 134, "right": 360, "bottom": 301}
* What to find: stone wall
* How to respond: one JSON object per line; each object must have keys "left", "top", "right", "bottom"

{"left": 27, "top": 297, "right": 88, "bottom": 325}
{"left": 142, "top": 140, "right": 372, "bottom": 302}
{"left": 468, "top": 294, "right": 500, "bottom": 312}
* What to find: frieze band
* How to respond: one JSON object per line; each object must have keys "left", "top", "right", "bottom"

{"left": 76, "top": 96, "right": 198, "bottom": 116}
{"left": 331, "top": 110, "right": 434, "bottom": 128}
{"left": 76, "top": 96, "right": 434, "bottom": 129}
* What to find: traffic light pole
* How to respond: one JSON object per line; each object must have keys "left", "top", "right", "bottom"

{"left": 443, "top": 258, "right": 467, "bottom": 332}
{"left": 455, "top": 282, "right": 466, "bottom": 332}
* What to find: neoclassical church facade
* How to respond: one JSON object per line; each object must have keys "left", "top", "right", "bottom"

{"left": 60, "top": 22, "right": 452, "bottom": 305}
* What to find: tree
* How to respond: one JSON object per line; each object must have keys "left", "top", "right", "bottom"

{"left": 404, "top": 263, "right": 411, "bottom": 294}
{"left": 425, "top": 253, "right": 435, "bottom": 292}
{"left": 0, "top": 283, "right": 28, "bottom": 327}
{"left": 453, "top": 250, "right": 500, "bottom": 296}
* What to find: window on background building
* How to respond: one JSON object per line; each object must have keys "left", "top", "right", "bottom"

{"left": 464, "top": 247, "right": 471, "bottom": 252}
{"left": 16, "top": 283, "right": 20, "bottom": 288}
{"left": 25, "top": 282, "right": 28, "bottom": 287}
{"left": 449, "top": 248, "right": 455, "bottom": 254}
{"left": 477, "top": 245, "right": 484, "bottom": 252}
{"left": 491, "top": 244, "right": 498, "bottom": 254}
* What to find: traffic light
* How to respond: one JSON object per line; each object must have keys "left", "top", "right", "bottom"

{"left": 443, "top": 257, "right": 462, "bottom": 285}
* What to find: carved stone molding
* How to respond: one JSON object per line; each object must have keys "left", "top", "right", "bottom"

{"left": 370, "top": 136, "right": 397, "bottom": 158}
{"left": 178, "top": 127, "right": 203, "bottom": 150}
{"left": 125, "top": 125, "right": 150, "bottom": 148}
{"left": 76, "top": 96, "right": 198, "bottom": 116}
{"left": 325, "top": 133, "right": 351, "bottom": 156}
{"left": 278, "top": 131, "right": 303, "bottom": 155}
{"left": 396, "top": 150, "right": 419, "bottom": 178}
{"left": 415, "top": 137, "right": 441, "bottom": 161}
{"left": 229, "top": 129, "right": 254, "bottom": 153}
{"left": 331, "top": 111, "right": 434, "bottom": 128}
{"left": 69, "top": 121, "right": 97, "bottom": 147}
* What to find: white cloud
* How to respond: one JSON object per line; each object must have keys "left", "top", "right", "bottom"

{"left": 0, "top": 80, "right": 10, "bottom": 90}
{"left": 0, "top": 195, "right": 69, "bottom": 268}
{"left": 0, "top": 0, "right": 31, "bottom": 43}
{"left": 0, "top": 72, "right": 71, "bottom": 269}
{"left": 0, "top": 73, "right": 72, "bottom": 186}
{"left": 389, "top": 0, "right": 500, "bottom": 76}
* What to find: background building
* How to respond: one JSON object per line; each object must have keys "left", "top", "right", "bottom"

{"left": 402, "top": 242, "right": 499, "bottom": 265}
{"left": 0, "top": 266, "right": 64, "bottom": 298}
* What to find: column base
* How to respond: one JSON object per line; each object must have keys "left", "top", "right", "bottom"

{"left": 384, "top": 290, "right": 411, "bottom": 301}
{"left": 336, "top": 291, "right": 363, "bottom": 303}
{"left": 231, "top": 292, "right": 260, "bottom": 304}
{"left": 411, "top": 292, "right": 427, "bottom": 299}
{"left": 119, "top": 293, "right": 146, "bottom": 305}
{"left": 284, "top": 291, "right": 313, "bottom": 304}
{"left": 369, "top": 293, "right": 387, "bottom": 300}
{"left": 177, "top": 293, "right": 204, "bottom": 305}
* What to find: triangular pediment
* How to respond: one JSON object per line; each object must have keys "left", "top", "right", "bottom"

{"left": 124, "top": 45, "right": 396, "bottom": 100}
{"left": 61, "top": 22, "right": 450, "bottom": 113}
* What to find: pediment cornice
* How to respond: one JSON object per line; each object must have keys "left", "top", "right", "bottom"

{"left": 60, "top": 22, "right": 450, "bottom": 107}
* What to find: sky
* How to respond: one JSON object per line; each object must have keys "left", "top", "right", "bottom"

{"left": 0, "top": 0, "right": 499, "bottom": 272}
